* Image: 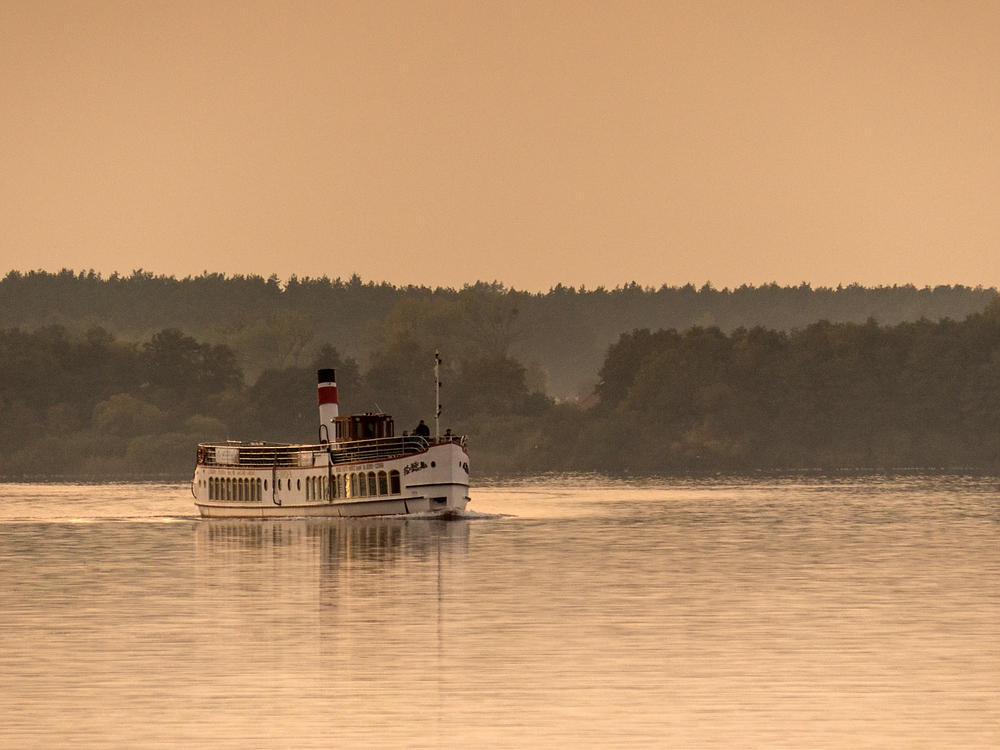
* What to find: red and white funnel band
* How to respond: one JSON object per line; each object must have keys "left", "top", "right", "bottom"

{"left": 318, "top": 384, "right": 338, "bottom": 405}
{"left": 318, "top": 368, "right": 338, "bottom": 402}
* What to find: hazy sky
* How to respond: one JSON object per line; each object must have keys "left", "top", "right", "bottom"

{"left": 2, "top": 1, "right": 998, "bottom": 291}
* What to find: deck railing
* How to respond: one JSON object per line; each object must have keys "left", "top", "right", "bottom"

{"left": 199, "top": 434, "right": 466, "bottom": 467}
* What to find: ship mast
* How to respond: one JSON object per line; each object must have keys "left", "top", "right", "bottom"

{"left": 434, "top": 349, "right": 442, "bottom": 441}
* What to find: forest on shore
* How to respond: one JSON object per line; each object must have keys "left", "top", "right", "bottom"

{"left": 1, "top": 270, "right": 999, "bottom": 479}
{"left": 2, "top": 269, "right": 993, "bottom": 398}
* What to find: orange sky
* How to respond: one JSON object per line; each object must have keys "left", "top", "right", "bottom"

{"left": 2, "top": 1, "right": 998, "bottom": 291}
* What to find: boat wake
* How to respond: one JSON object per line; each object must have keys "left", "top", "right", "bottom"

{"left": 402, "top": 508, "right": 510, "bottom": 520}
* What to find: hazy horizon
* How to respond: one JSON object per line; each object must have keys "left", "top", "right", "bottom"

{"left": 3, "top": 1, "right": 999, "bottom": 293}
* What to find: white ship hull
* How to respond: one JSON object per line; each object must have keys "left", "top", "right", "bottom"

{"left": 192, "top": 441, "right": 470, "bottom": 519}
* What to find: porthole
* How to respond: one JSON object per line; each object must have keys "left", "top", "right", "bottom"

{"left": 430, "top": 461, "right": 436, "bottom": 468}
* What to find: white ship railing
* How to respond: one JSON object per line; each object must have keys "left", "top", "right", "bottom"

{"left": 199, "top": 435, "right": 467, "bottom": 467}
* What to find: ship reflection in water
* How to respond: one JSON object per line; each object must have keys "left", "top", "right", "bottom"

{"left": 195, "top": 517, "right": 470, "bottom": 649}
{"left": 193, "top": 515, "right": 474, "bottom": 738}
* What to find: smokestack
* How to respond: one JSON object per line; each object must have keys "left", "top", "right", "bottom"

{"left": 318, "top": 368, "right": 338, "bottom": 442}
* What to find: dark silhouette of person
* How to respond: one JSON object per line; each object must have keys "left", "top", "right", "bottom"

{"left": 414, "top": 419, "right": 430, "bottom": 438}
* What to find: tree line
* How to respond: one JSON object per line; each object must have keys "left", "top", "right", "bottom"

{"left": 0, "top": 324, "right": 546, "bottom": 478}
{"left": 1, "top": 269, "right": 993, "bottom": 398}
{"left": 3, "top": 298, "right": 1000, "bottom": 478}
{"left": 473, "top": 299, "right": 1000, "bottom": 474}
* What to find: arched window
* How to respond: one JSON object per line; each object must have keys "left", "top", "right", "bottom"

{"left": 378, "top": 471, "right": 388, "bottom": 496}
{"left": 389, "top": 470, "right": 401, "bottom": 495}
{"left": 357, "top": 472, "right": 367, "bottom": 497}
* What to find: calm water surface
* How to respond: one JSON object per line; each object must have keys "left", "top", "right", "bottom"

{"left": 1, "top": 476, "right": 998, "bottom": 749}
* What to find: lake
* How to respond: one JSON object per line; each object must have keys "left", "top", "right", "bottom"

{"left": 1, "top": 476, "right": 997, "bottom": 749}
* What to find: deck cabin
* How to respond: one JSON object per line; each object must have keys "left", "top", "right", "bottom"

{"left": 332, "top": 413, "right": 394, "bottom": 442}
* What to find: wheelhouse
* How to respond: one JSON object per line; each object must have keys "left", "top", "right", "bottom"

{"left": 333, "top": 414, "right": 394, "bottom": 442}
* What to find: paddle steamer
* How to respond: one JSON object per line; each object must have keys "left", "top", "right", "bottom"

{"left": 191, "top": 365, "right": 470, "bottom": 517}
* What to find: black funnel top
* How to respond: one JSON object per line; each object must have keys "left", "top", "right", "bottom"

{"left": 317, "top": 368, "right": 336, "bottom": 383}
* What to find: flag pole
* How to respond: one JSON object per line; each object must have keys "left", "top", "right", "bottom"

{"left": 434, "top": 350, "right": 442, "bottom": 441}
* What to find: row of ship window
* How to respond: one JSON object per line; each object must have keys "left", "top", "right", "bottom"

{"left": 207, "top": 476, "right": 263, "bottom": 503}
{"left": 206, "top": 470, "right": 403, "bottom": 503}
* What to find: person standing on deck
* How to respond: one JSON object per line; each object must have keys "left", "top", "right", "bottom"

{"left": 414, "top": 420, "right": 430, "bottom": 438}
